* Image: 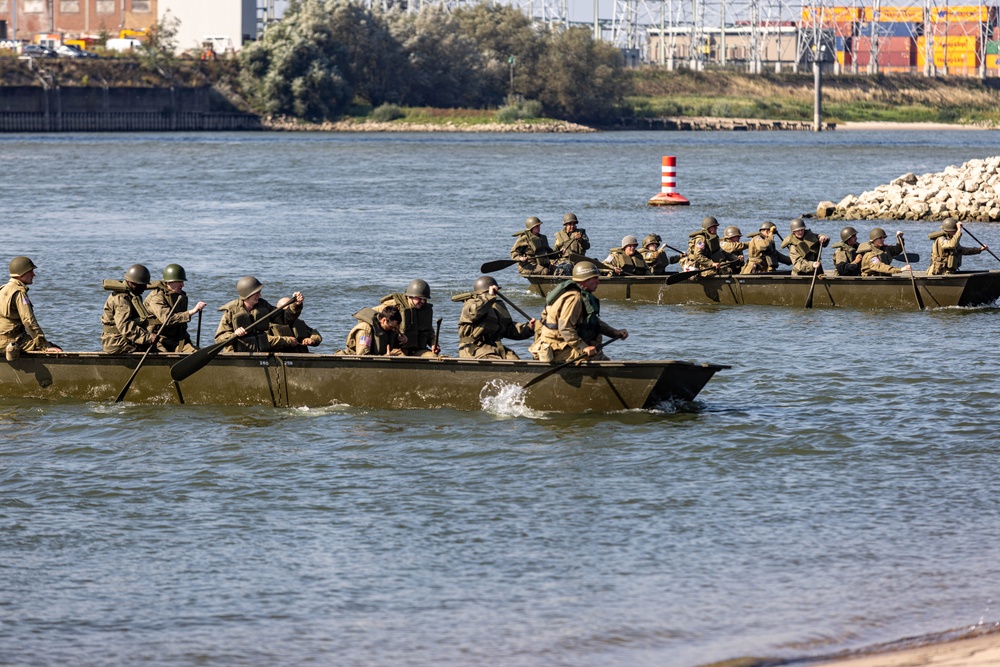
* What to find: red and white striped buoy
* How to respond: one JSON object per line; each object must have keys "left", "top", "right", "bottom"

{"left": 647, "top": 155, "right": 690, "bottom": 206}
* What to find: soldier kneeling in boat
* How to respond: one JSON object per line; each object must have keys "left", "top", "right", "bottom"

{"left": 860, "top": 228, "right": 911, "bottom": 276}
{"left": 101, "top": 264, "right": 165, "bottom": 354}
{"left": 529, "top": 261, "right": 627, "bottom": 363}
{"left": 927, "top": 219, "right": 988, "bottom": 275}
{"left": 337, "top": 304, "right": 405, "bottom": 356}
{"left": 0, "top": 256, "right": 62, "bottom": 360}
{"left": 640, "top": 234, "right": 682, "bottom": 275}
{"left": 742, "top": 222, "right": 790, "bottom": 274}
{"left": 455, "top": 276, "right": 535, "bottom": 360}
{"left": 374, "top": 279, "right": 439, "bottom": 357}
{"left": 143, "top": 264, "right": 207, "bottom": 353}
{"left": 269, "top": 297, "right": 322, "bottom": 352}
{"left": 215, "top": 276, "right": 304, "bottom": 352}
{"left": 605, "top": 236, "right": 649, "bottom": 275}
{"left": 781, "top": 218, "right": 829, "bottom": 276}
{"left": 511, "top": 216, "right": 556, "bottom": 276}
{"left": 832, "top": 227, "right": 863, "bottom": 276}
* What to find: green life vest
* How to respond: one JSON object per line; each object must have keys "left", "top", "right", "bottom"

{"left": 544, "top": 280, "right": 601, "bottom": 343}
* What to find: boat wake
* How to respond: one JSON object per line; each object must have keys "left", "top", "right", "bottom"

{"left": 479, "top": 380, "right": 546, "bottom": 419}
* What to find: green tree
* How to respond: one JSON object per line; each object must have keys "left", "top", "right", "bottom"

{"left": 535, "top": 27, "right": 627, "bottom": 123}
{"left": 325, "top": 0, "right": 407, "bottom": 106}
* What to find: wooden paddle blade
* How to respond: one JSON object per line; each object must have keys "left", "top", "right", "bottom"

{"left": 893, "top": 252, "right": 919, "bottom": 263}
{"left": 170, "top": 338, "right": 230, "bottom": 382}
{"left": 665, "top": 269, "right": 700, "bottom": 285}
{"left": 480, "top": 259, "right": 518, "bottom": 273}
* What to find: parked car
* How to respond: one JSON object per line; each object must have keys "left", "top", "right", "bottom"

{"left": 20, "top": 44, "right": 58, "bottom": 58}
{"left": 104, "top": 38, "right": 143, "bottom": 53}
{"left": 56, "top": 44, "right": 98, "bottom": 58}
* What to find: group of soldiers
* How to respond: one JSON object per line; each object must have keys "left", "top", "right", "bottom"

{"left": 509, "top": 213, "right": 989, "bottom": 279}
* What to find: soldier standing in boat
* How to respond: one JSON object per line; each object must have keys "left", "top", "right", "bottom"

{"left": 510, "top": 216, "right": 555, "bottom": 276}
{"left": 272, "top": 297, "right": 322, "bottom": 352}
{"left": 741, "top": 221, "right": 790, "bottom": 274}
{"left": 0, "top": 256, "right": 62, "bottom": 360}
{"left": 338, "top": 304, "right": 404, "bottom": 356}
{"left": 832, "top": 227, "right": 863, "bottom": 276}
{"left": 861, "top": 228, "right": 910, "bottom": 276}
{"left": 640, "top": 234, "right": 682, "bottom": 275}
{"left": 927, "top": 219, "right": 988, "bottom": 275}
{"left": 781, "top": 219, "right": 830, "bottom": 275}
{"left": 529, "top": 261, "right": 628, "bottom": 363}
{"left": 553, "top": 213, "right": 590, "bottom": 265}
{"left": 375, "top": 279, "right": 439, "bottom": 357}
{"left": 101, "top": 264, "right": 163, "bottom": 354}
{"left": 606, "top": 236, "right": 649, "bottom": 275}
{"left": 215, "top": 276, "right": 304, "bottom": 352}
{"left": 143, "top": 264, "right": 207, "bottom": 352}
{"left": 457, "top": 276, "right": 535, "bottom": 359}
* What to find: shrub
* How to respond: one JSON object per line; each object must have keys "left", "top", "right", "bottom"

{"left": 371, "top": 102, "right": 405, "bottom": 122}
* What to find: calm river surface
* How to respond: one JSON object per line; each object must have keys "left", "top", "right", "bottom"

{"left": 2, "top": 129, "right": 1000, "bottom": 667}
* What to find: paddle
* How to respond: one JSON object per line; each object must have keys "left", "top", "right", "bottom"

{"left": 897, "top": 232, "right": 924, "bottom": 311}
{"left": 496, "top": 291, "right": 534, "bottom": 321}
{"left": 433, "top": 317, "right": 442, "bottom": 354}
{"left": 114, "top": 292, "right": 183, "bottom": 403}
{"left": 567, "top": 253, "right": 616, "bottom": 273}
{"left": 170, "top": 295, "right": 296, "bottom": 382}
{"left": 960, "top": 226, "right": 1000, "bottom": 264}
{"left": 481, "top": 251, "right": 560, "bottom": 274}
{"left": 195, "top": 309, "right": 202, "bottom": 347}
{"left": 804, "top": 245, "right": 824, "bottom": 309}
{"left": 664, "top": 260, "right": 739, "bottom": 285}
{"left": 893, "top": 252, "right": 919, "bottom": 263}
{"left": 522, "top": 337, "right": 620, "bottom": 390}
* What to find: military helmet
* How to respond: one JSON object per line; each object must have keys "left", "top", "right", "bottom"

{"left": 642, "top": 234, "right": 662, "bottom": 247}
{"left": 724, "top": 225, "right": 742, "bottom": 239}
{"left": 701, "top": 216, "right": 719, "bottom": 230}
{"left": 840, "top": 226, "right": 858, "bottom": 242}
{"left": 525, "top": 216, "right": 542, "bottom": 230}
{"left": 405, "top": 278, "right": 432, "bottom": 301}
{"left": 124, "top": 264, "right": 151, "bottom": 284}
{"left": 869, "top": 227, "right": 887, "bottom": 241}
{"left": 473, "top": 275, "right": 498, "bottom": 294}
{"left": 236, "top": 276, "right": 264, "bottom": 299}
{"left": 562, "top": 212, "right": 579, "bottom": 225}
{"left": 789, "top": 218, "right": 806, "bottom": 233}
{"left": 621, "top": 235, "right": 639, "bottom": 248}
{"left": 9, "top": 256, "right": 37, "bottom": 277}
{"left": 942, "top": 218, "right": 958, "bottom": 232}
{"left": 162, "top": 263, "right": 187, "bottom": 282}
{"left": 759, "top": 221, "right": 776, "bottom": 232}
{"left": 571, "top": 261, "right": 600, "bottom": 282}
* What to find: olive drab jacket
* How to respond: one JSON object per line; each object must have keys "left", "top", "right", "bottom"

{"left": 144, "top": 286, "right": 194, "bottom": 352}
{"left": 832, "top": 242, "right": 862, "bottom": 276}
{"left": 510, "top": 230, "right": 554, "bottom": 275}
{"left": 529, "top": 280, "right": 616, "bottom": 361}
{"left": 270, "top": 318, "right": 322, "bottom": 353}
{"left": 684, "top": 241, "right": 718, "bottom": 276}
{"left": 214, "top": 297, "right": 302, "bottom": 352}
{"left": 781, "top": 231, "right": 829, "bottom": 275}
{"left": 340, "top": 307, "right": 400, "bottom": 356}
{"left": 606, "top": 247, "right": 648, "bottom": 275}
{"left": 641, "top": 247, "right": 680, "bottom": 275}
{"left": 927, "top": 229, "right": 983, "bottom": 275}
{"left": 0, "top": 278, "right": 53, "bottom": 351}
{"left": 860, "top": 240, "right": 904, "bottom": 276}
{"left": 101, "top": 289, "right": 159, "bottom": 354}
{"left": 741, "top": 233, "right": 791, "bottom": 274}
{"left": 554, "top": 228, "right": 590, "bottom": 258}
{"left": 688, "top": 229, "right": 721, "bottom": 257}
{"left": 457, "top": 292, "right": 533, "bottom": 359}
{"left": 376, "top": 293, "right": 434, "bottom": 354}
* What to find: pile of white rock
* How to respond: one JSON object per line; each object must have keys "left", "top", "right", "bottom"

{"left": 816, "top": 156, "right": 1000, "bottom": 222}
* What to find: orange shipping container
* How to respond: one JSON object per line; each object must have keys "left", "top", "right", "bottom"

{"left": 930, "top": 5, "right": 989, "bottom": 23}
{"left": 917, "top": 35, "right": 982, "bottom": 67}
{"left": 862, "top": 6, "right": 924, "bottom": 22}
{"left": 801, "top": 6, "right": 861, "bottom": 25}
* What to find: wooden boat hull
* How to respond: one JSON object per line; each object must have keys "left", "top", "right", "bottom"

{"left": 526, "top": 270, "right": 1000, "bottom": 309}
{"left": 0, "top": 352, "right": 728, "bottom": 413}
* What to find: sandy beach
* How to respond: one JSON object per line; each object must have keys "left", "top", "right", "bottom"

{"left": 802, "top": 627, "right": 1000, "bottom": 667}
{"left": 837, "top": 121, "right": 996, "bottom": 131}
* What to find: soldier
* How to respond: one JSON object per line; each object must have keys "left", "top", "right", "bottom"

{"left": 339, "top": 304, "right": 405, "bottom": 356}
{"left": 375, "top": 279, "right": 439, "bottom": 357}
{"left": 640, "top": 234, "right": 682, "bottom": 275}
{"left": 688, "top": 216, "right": 722, "bottom": 257}
{"left": 832, "top": 226, "right": 863, "bottom": 276}
{"left": 271, "top": 296, "right": 322, "bottom": 352}
{"left": 214, "top": 276, "right": 304, "bottom": 352}
{"left": 606, "top": 236, "right": 649, "bottom": 275}
{"left": 683, "top": 236, "right": 721, "bottom": 276}
{"left": 101, "top": 264, "right": 162, "bottom": 354}
{"left": 143, "top": 263, "right": 207, "bottom": 353}
{"left": 781, "top": 218, "right": 830, "bottom": 275}
{"left": 861, "top": 228, "right": 910, "bottom": 276}
{"left": 720, "top": 226, "right": 749, "bottom": 266}
{"left": 927, "top": 219, "right": 988, "bottom": 275}
{"left": 741, "top": 221, "right": 791, "bottom": 274}
{"left": 529, "top": 261, "right": 628, "bottom": 363}
{"left": 510, "top": 216, "right": 555, "bottom": 276}
{"left": 0, "top": 256, "right": 62, "bottom": 360}
{"left": 553, "top": 213, "right": 590, "bottom": 260}
{"left": 457, "top": 276, "right": 535, "bottom": 359}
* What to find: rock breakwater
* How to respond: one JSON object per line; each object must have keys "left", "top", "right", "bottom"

{"left": 816, "top": 156, "right": 1000, "bottom": 222}
{"left": 262, "top": 117, "right": 595, "bottom": 133}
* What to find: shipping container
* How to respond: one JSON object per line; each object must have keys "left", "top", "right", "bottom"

{"left": 987, "top": 40, "right": 1000, "bottom": 55}
{"left": 801, "top": 6, "right": 860, "bottom": 26}
{"left": 988, "top": 53, "right": 999, "bottom": 69}
{"left": 863, "top": 6, "right": 924, "bottom": 23}
{"left": 931, "top": 5, "right": 989, "bottom": 23}
{"left": 917, "top": 35, "right": 982, "bottom": 68}
{"left": 858, "top": 21, "right": 922, "bottom": 37}
{"left": 855, "top": 39, "right": 917, "bottom": 66}
{"left": 930, "top": 22, "right": 985, "bottom": 37}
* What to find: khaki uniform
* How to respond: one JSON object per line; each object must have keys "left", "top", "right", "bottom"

{"left": 684, "top": 242, "right": 719, "bottom": 276}
{"left": 375, "top": 293, "right": 436, "bottom": 357}
{"left": 529, "top": 280, "right": 617, "bottom": 362}
{"left": 721, "top": 239, "right": 748, "bottom": 271}
{"left": 640, "top": 248, "right": 680, "bottom": 275}
{"left": 101, "top": 290, "right": 160, "bottom": 354}
{"left": 606, "top": 247, "right": 648, "bottom": 275}
{"left": 554, "top": 228, "right": 590, "bottom": 258}
{"left": 457, "top": 292, "right": 533, "bottom": 359}
{"left": 860, "top": 240, "right": 904, "bottom": 276}
{"left": 510, "top": 231, "right": 554, "bottom": 275}
{"left": 741, "top": 234, "right": 791, "bottom": 274}
{"left": 832, "top": 242, "right": 862, "bottom": 276}
{"left": 339, "top": 308, "right": 399, "bottom": 355}
{"left": 214, "top": 297, "right": 303, "bottom": 352}
{"left": 144, "top": 286, "right": 196, "bottom": 353}
{"left": 0, "top": 278, "right": 54, "bottom": 352}
{"left": 689, "top": 230, "right": 740, "bottom": 271}
{"left": 782, "top": 231, "right": 828, "bottom": 275}
{"left": 270, "top": 318, "right": 322, "bottom": 353}
{"left": 927, "top": 229, "right": 983, "bottom": 275}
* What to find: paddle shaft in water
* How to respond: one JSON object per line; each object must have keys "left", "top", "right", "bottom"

{"left": 522, "top": 337, "right": 619, "bottom": 390}
{"left": 804, "top": 245, "right": 824, "bottom": 309}
{"left": 114, "top": 291, "right": 184, "bottom": 403}
{"left": 897, "top": 233, "right": 924, "bottom": 310}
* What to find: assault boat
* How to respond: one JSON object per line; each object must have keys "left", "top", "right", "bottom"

{"left": 0, "top": 352, "right": 728, "bottom": 413}
{"left": 525, "top": 270, "right": 1000, "bottom": 309}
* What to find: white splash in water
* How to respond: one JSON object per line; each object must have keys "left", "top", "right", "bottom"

{"left": 479, "top": 380, "right": 546, "bottom": 419}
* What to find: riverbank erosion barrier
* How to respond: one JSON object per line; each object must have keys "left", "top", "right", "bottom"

{"left": 816, "top": 157, "right": 1000, "bottom": 222}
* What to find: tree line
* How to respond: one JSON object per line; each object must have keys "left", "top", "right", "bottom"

{"left": 239, "top": 0, "right": 628, "bottom": 123}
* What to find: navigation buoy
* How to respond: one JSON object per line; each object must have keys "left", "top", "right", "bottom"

{"left": 647, "top": 155, "right": 690, "bottom": 206}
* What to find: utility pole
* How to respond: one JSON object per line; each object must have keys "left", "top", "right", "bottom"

{"left": 813, "top": 44, "right": 824, "bottom": 132}
{"left": 508, "top": 55, "right": 515, "bottom": 99}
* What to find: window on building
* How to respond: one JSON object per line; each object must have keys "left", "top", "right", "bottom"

{"left": 23, "top": 0, "right": 45, "bottom": 13}
{"left": 0, "top": 1, "right": 8, "bottom": 14}
{"left": 60, "top": 1, "right": 81, "bottom": 12}
{"left": 96, "top": 0, "right": 116, "bottom": 14}
{"left": 132, "top": 0, "right": 151, "bottom": 12}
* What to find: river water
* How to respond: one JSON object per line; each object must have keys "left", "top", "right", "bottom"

{"left": 2, "top": 129, "right": 1000, "bottom": 667}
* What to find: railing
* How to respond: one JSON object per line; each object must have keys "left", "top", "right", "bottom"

{"left": 0, "top": 111, "right": 262, "bottom": 132}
